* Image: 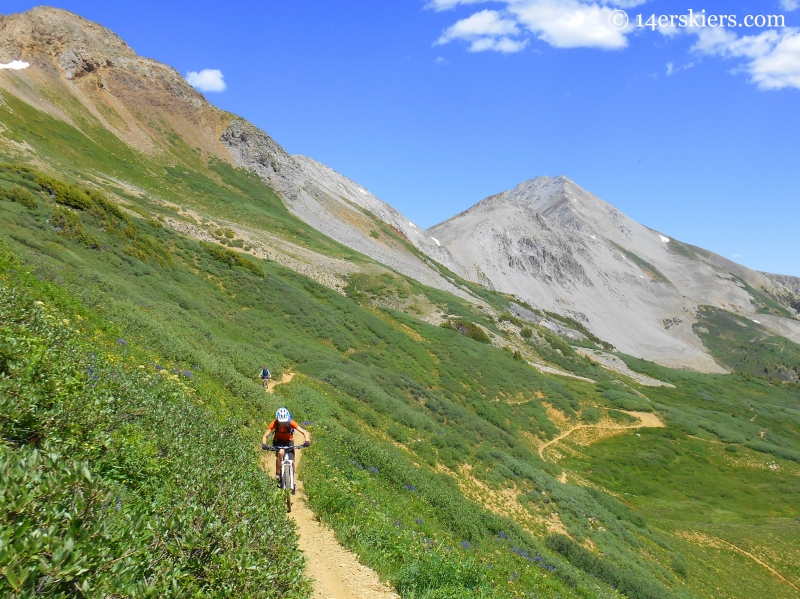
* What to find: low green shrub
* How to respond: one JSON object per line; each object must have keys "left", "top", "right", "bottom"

{"left": 545, "top": 534, "right": 671, "bottom": 599}
{"left": 1, "top": 184, "right": 37, "bottom": 209}
{"left": 440, "top": 319, "right": 491, "bottom": 344}
{"left": 581, "top": 407, "right": 601, "bottom": 424}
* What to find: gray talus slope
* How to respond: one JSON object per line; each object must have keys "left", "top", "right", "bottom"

{"left": 427, "top": 176, "right": 798, "bottom": 372}
{"left": 220, "top": 119, "right": 477, "bottom": 303}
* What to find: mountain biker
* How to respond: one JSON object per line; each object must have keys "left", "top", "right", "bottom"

{"left": 260, "top": 366, "right": 271, "bottom": 389}
{"left": 262, "top": 407, "right": 310, "bottom": 481}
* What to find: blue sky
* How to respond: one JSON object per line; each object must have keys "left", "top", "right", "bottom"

{"left": 5, "top": 1, "right": 800, "bottom": 275}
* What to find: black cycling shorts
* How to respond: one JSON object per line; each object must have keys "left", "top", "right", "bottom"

{"left": 272, "top": 438, "right": 295, "bottom": 460}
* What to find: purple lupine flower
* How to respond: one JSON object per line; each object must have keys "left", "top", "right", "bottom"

{"left": 414, "top": 518, "right": 424, "bottom": 525}
{"left": 498, "top": 531, "right": 507, "bottom": 539}
{"left": 368, "top": 466, "right": 379, "bottom": 474}
{"left": 117, "top": 338, "right": 126, "bottom": 345}
{"left": 460, "top": 541, "right": 470, "bottom": 549}
{"left": 301, "top": 421, "right": 313, "bottom": 426}
{"left": 154, "top": 364, "right": 163, "bottom": 370}
{"left": 404, "top": 484, "right": 416, "bottom": 492}
{"left": 511, "top": 547, "right": 534, "bottom": 562}
{"left": 183, "top": 370, "right": 193, "bottom": 378}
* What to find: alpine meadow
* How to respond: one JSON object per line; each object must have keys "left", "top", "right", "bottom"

{"left": 1, "top": 7, "right": 799, "bottom": 599}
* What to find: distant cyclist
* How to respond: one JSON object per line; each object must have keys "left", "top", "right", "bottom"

{"left": 260, "top": 366, "right": 271, "bottom": 389}
{"left": 262, "top": 407, "right": 310, "bottom": 481}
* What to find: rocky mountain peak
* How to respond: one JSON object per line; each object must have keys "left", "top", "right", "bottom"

{"left": 0, "top": 7, "right": 134, "bottom": 78}
{"left": 0, "top": 7, "right": 207, "bottom": 111}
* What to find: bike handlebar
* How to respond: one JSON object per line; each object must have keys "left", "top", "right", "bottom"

{"left": 262, "top": 443, "right": 309, "bottom": 451}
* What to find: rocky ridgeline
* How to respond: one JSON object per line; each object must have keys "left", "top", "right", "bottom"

{"left": 221, "top": 119, "right": 481, "bottom": 305}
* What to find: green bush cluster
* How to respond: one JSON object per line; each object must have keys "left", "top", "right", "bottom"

{"left": 598, "top": 384, "right": 652, "bottom": 412}
{"left": 581, "top": 407, "right": 602, "bottom": 424}
{"left": 440, "top": 319, "right": 491, "bottom": 343}
{"left": 50, "top": 205, "right": 99, "bottom": 248}
{"left": 202, "top": 242, "right": 264, "bottom": 276}
{"left": 545, "top": 534, "right": 672, "bottom": 599}
{"left": 0, "top": 165, "right": 169, "bottom": 265}
{"left": 0, "top": 243, "right": 309, "bottom": 597}
{"left": 0, "top": 184, "right": 37, "bottom": 209}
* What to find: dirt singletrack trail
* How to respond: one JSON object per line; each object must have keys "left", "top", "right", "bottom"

{"left": 714, "top": 537, "right": 800, "bottom": 592}
{"left": 263, "top": 443, "right": 400, "bottom": 599}
{"left": 538, "top": 410, "right": 664, "bottom": 460}
{"left": 266, "top": 370, "right": 295, "bottom": 393}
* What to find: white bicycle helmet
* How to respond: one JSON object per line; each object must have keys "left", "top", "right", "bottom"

{"left": 276, "top": 407, "right": 291, "bottom": 423}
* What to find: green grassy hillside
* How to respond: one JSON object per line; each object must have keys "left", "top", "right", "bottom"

{"left": 2, "top": 86, "right": 799, "bottom": 598}
{"left": 2, "top": 161, "right": 799, "bottom": 598}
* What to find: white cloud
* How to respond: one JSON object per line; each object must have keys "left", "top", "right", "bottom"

{"left": 733, "top": 253, "right": 742, "bottom": 258}
{"left": 691, "top": 27, "right": 800, "bottom": 90}
{"left": 665, "top": 59, "right": 696, "bottom": 75}
{"left": 435, "top": 56, "right": 450, "bottom": 65}
{"left": 0, "top": 60, "right": 30, "bottom": 70}
{"left": 436, "top": 9, "right": 529, "bottom": 52}
{"left": 432, "top": 1, "right": 634, "bottom": 53}
{"left": 437, "top": 9, "right": 520, "bottom": 43}
{"left": 429, "top": 0, "right": 800, "bottom": 89}
{"left": 470, "top": 36, "right": 530, "bottom": 52}
{"left": 510, "top": 0, "right": 631, "bottom": 49}
{"left": 186, "top": 69, "right": 226, "bottom": 93}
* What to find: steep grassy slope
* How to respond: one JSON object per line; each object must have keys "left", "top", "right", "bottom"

{"left": 0, "top": 241, "right": 309, "bottom": 597}
{"left": 3, "top": 162, "right": 800, "bottom": 598}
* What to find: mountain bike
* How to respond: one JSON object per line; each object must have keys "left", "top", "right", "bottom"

{"left": 264, "top": 443, "right": 308, "bottom": 512}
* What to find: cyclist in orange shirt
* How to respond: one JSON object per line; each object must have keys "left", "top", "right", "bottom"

{"left": 261, "top": 407, "right": 310, "bottom": 481}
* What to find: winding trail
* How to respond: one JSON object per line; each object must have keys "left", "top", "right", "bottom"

{"left": 716, "top": 537, "right": 800, "bottom": 592}
{"left": 259, "top": 395, "right": 399, "bottom": 599}
{"left": 538, "top": 411, "right": 664, "bottom": 460}
{"left": 290, "top": 480, "right": 400, "bottom": 598}
{"left": 266, "top": 370, "right": 295, "bottom": 392}
{"left": 678, "top": 531, "right": 800, "bottom": 592}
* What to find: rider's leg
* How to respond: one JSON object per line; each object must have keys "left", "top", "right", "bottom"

{"left": 276, "top": 448, "right": 284, "bottom": 477}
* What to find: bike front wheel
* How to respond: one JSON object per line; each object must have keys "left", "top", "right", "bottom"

{"left": 282, "top": 463, "right": 293, "bottom": 512}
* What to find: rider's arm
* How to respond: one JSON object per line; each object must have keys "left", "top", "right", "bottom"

{"left": 262, "top": 421, "right": 276, "bottom": 446}
{"left": 295, "top": 425, "right": 311, "bottom": 445}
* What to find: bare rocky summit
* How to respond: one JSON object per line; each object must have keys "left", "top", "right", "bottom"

{"left": 0, "top": 7, "right": 232, "bottom": 157}
{"left": 426, "top": 176, "right": 799, "bottom": 372}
